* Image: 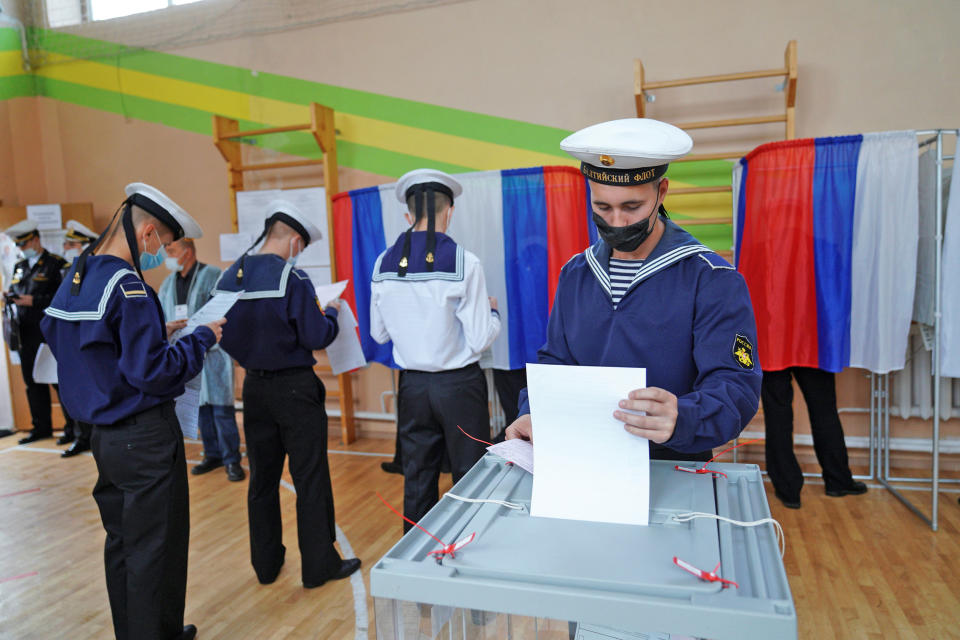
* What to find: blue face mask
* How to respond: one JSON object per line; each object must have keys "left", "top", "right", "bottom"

{"left": 140, "top": 230, "right": 166, "bottom": 271}
{"left": 164, "top": 257, "right": 183, "bottom": 272}
{"left": 287, "top": 237, "right": 302, "bottom": 266}
{"left": 21, "top": 248, "right": 38, "bottom": 260}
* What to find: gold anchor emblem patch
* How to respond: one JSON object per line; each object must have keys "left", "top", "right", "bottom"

{"left": 732, "top": 334, "right": 754, "bottom": 369}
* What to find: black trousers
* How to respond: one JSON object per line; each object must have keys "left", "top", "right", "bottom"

{"left": 761, "top": 367, "right": 855, "bottom": 498}
{"left": 17, "top": 326, "right": 77, "bottom": 436}
{"left": 398, "top": 363, "right": 490, "bottom": 532}
{"left": 76, "top": 421, "right": 93, "bottom": 445}
{"left": 91, "top": 402, "right": 189, "bottom": 640}
{"left": 242, "top": 368, "right": 341, "bottom": 584}
{"left": 493, "top": 368, "right": 527, "bottom": 427}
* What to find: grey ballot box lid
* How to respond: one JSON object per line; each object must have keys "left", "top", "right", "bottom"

{"left": 371, "top": 455, "right": 796, "bottom": 640}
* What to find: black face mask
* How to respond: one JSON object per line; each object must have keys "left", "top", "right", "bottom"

{"left": 592, "top": 191, "right": 662, "bottom": 253}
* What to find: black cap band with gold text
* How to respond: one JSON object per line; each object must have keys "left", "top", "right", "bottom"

{"left": 580, "top": 162, "right": 668, "bottom": 186}
{"left": 13, "top": 229, "right": 38, "bottom": 244}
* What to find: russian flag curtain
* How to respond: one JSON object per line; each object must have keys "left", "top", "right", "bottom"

{"left": 332, "top": 166, "right": 596, "bottom": 370}
{"left": 734, "top": 131, "right": 919, "bottom": 374}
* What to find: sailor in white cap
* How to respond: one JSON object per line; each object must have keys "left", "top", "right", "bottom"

{"left": 505, "top": 119, "right": 762, "bottom": 462}
{"left": 369, "top": 168, "right": 501, "bottom": 532}
{"left": 58, "top": 219, "right": 100, "bottom": 456}
{"left": 62, "top": 219, "right": 98, "bottom": 264}
{"left": 40, "top": 182, "right": 225, "bottom": 640}
{"left": 214, "top": 200, "right": 361, "bottom": 588}
{"left": 2, "top": 219, "right": 72, "bottom": 444}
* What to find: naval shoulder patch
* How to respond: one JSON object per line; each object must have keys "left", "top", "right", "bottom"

{"left": 732, "top": 334, "right": 754, "bottom": 369}
{"left": 119, "top": 282, "right": 148, "bottom": 299}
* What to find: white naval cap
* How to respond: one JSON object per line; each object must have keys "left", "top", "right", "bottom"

{"left": 124, "top": 182, "right": 203, "bottom": 239}
{"left": 65, "top": 219, "right": 98, "bottom": 243}
{"left": 560, "top": 118, "right": 693, "bottom": 186}
{"left": 264, "top": 199, "right": 323, "bottom": 246}
{"left": 395, "top": 168, "right": 463, "bottom": 205}
{"left": 3, "top": 219, "right": 39, "bottom": 242}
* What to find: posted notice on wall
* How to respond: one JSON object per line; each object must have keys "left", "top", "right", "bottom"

{"left": 26, "top": 204, "right": 63, "bottom": 231}
{"left": 235, "top": 187, "right": 329, "bottom": 268}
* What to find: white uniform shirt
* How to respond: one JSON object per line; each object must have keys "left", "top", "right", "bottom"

{"left": 370, "top": 248, "right": 501, "bottom": 372}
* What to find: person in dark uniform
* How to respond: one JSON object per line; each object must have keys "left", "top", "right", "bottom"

{"left": 369, "top": 169, "right": 502, "bottom": 532}
{"left": 1, "top": 219, "right": 77, "bottom": 445}
{"left": 59, "top": 219, "right": 99, "bottom": 458}
{"left": 214, "top": 199, "right": 361, "bottom": 588}
{"left": 506, "top": 119, "right": 762, "bottom": 460}
{"left": 761, "top": 367, "right": 867, "bottom": 508}
{"left": 41, "top": 183, "right": 224, "bottom": 640}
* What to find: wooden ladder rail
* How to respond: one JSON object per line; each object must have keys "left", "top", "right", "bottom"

{"left": 212, "top": 103, "right": 357, "bottom": 445}
{"left": 635, "top": 41, "right": 797, "bottom": 227}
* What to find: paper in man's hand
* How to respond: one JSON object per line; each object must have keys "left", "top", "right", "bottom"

{"left": 526, "top": 363, "right": 650, "bottom": 526}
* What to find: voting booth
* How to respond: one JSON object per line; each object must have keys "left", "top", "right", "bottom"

{"left": 371, "top": 455, "right": 795, "bottom": 640}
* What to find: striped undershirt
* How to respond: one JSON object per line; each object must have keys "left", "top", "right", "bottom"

{"left": 608, "top": 257, "right": 644, "bottom": 307}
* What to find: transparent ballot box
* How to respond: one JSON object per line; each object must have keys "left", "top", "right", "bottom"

{"left": 371, "top": 457, "right": 796, "bottom": 640}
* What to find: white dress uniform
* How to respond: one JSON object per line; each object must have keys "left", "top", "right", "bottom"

{"left": 370, "top": 169, "right": 501, "bottom": 531}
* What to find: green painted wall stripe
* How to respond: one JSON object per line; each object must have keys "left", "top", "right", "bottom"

{"left": 0, "top": 28, "right": 21, "bottom": 51}
{"left": 33, "top": 76, "right": 474, "bottom": 177}
{"left": 0, "top": 75, "right": 35, "bottom": 100}
{"left": 7, "top": 27, "right": 733, "bottom": 250}
{"left": 666, "top": 160, "right": 735, "bottom": 186}
{"left": 29, "top": 27, "right": 571, "bottom": 158}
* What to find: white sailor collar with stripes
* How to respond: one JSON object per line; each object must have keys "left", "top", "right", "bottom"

{"left": 372, "top": 244, "right": 465, "bottom": 283}
{"left": 584, "top": 216, "right": 712, "bottom": 303}
{"left": 212, "top": 260, "right": 294, "bottom": 300}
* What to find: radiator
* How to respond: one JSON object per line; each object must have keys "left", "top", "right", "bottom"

{"left": 890, "top": 327, "right": 960, "bottom": 421}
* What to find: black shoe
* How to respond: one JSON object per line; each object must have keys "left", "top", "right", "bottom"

{"left": 304, "top": 558, "right": 362, "bottom": 588}
{"left": 774, "top": 489, "right": 801, "bottom": 509}
{"left": 177, "top": 624, "right": 197, "bottom": 640}
{"left": 191, "top": 458, "right": 223, "bottom": 475}
{"left": 226, "top": 463, "right": 245, "bottom": 482}
{"left": 0, "top": 429, "right": 15, "bottom": 438}
{"left": 826, "top": 481, "right": 868, "bottom": 497}
{"left": 18, "top": 432, "right": 52, "bottom": 445}
{"left": 56, "top": 434, "right": 76, "bottom": 445}
{"left": 61, "top": 440, "right": 91, "bottom": 458}
{"left": 380, "top": 461, "right": 403, "bottom": 474}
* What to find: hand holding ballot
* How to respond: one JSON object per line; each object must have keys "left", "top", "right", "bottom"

{"left": 325, "top": 298, "right": 342, "bottom": 312}
{"left": 505, "top": 384, "right": 678, "bottom": 445}
{"left": 614, "top": 387, "right": 679, "bottom": 444}
{"left": 203, "top": 317, "right": 227, "bottom": 343}
{"left": 505, "top": 414, "right": 532, "bottom": 442}
{"left": 165, "top": 319, "right": 187, "bottom": 338}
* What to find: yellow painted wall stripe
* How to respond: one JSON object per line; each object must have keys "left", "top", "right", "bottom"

{"left": 0, "top": 50, "right": 24, "bottom": 78}
{"left": 36, "top": 52, "right": 576, "bottom": 171}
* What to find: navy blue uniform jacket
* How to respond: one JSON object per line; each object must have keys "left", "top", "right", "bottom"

{"left": 40, "top": 255, "right": 215, "bottom": 425}
{"left": 214, "top": 253, "right": 339, "bottom": 371}
{"left": 518, "top": 218, "right": 762, "bottom": 454}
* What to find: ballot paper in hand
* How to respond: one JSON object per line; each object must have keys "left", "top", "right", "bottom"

{"left": 174, "top": 377, "right": 201, "bottom": 440}
{"left": 487, "top": 438, "right": 534, "bottom": 474}
{"left": 169, "top": 290, "right": 243, "bottom": 342}
{"left": 526, "top": 363, "right": 650, "bottom": 526}
{"left": 325, "top": 301, "right": 367, "bottom": 374}
{"left": 32, "top": 343, "right": 58, "bottom": 384}
{"left": 314, "top": 280, "right": 348, "bottom": 307}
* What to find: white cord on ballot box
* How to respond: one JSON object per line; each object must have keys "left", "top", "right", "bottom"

{"left": 443, "top": 493, "right": 526, "bottom": 512}
{"left": 671, "top": 512, "right": 785, "bottom": 558}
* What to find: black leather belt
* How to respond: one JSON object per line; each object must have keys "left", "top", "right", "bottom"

{"left": 247, "top": 365, "right": 313, "bottom": 379}
{"left": 110, "top": 400, "right": 176, "bottom": 427}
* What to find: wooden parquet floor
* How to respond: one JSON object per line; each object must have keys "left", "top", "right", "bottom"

{"left": 0, "top": 432, "right": 958, "bottom": 639}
